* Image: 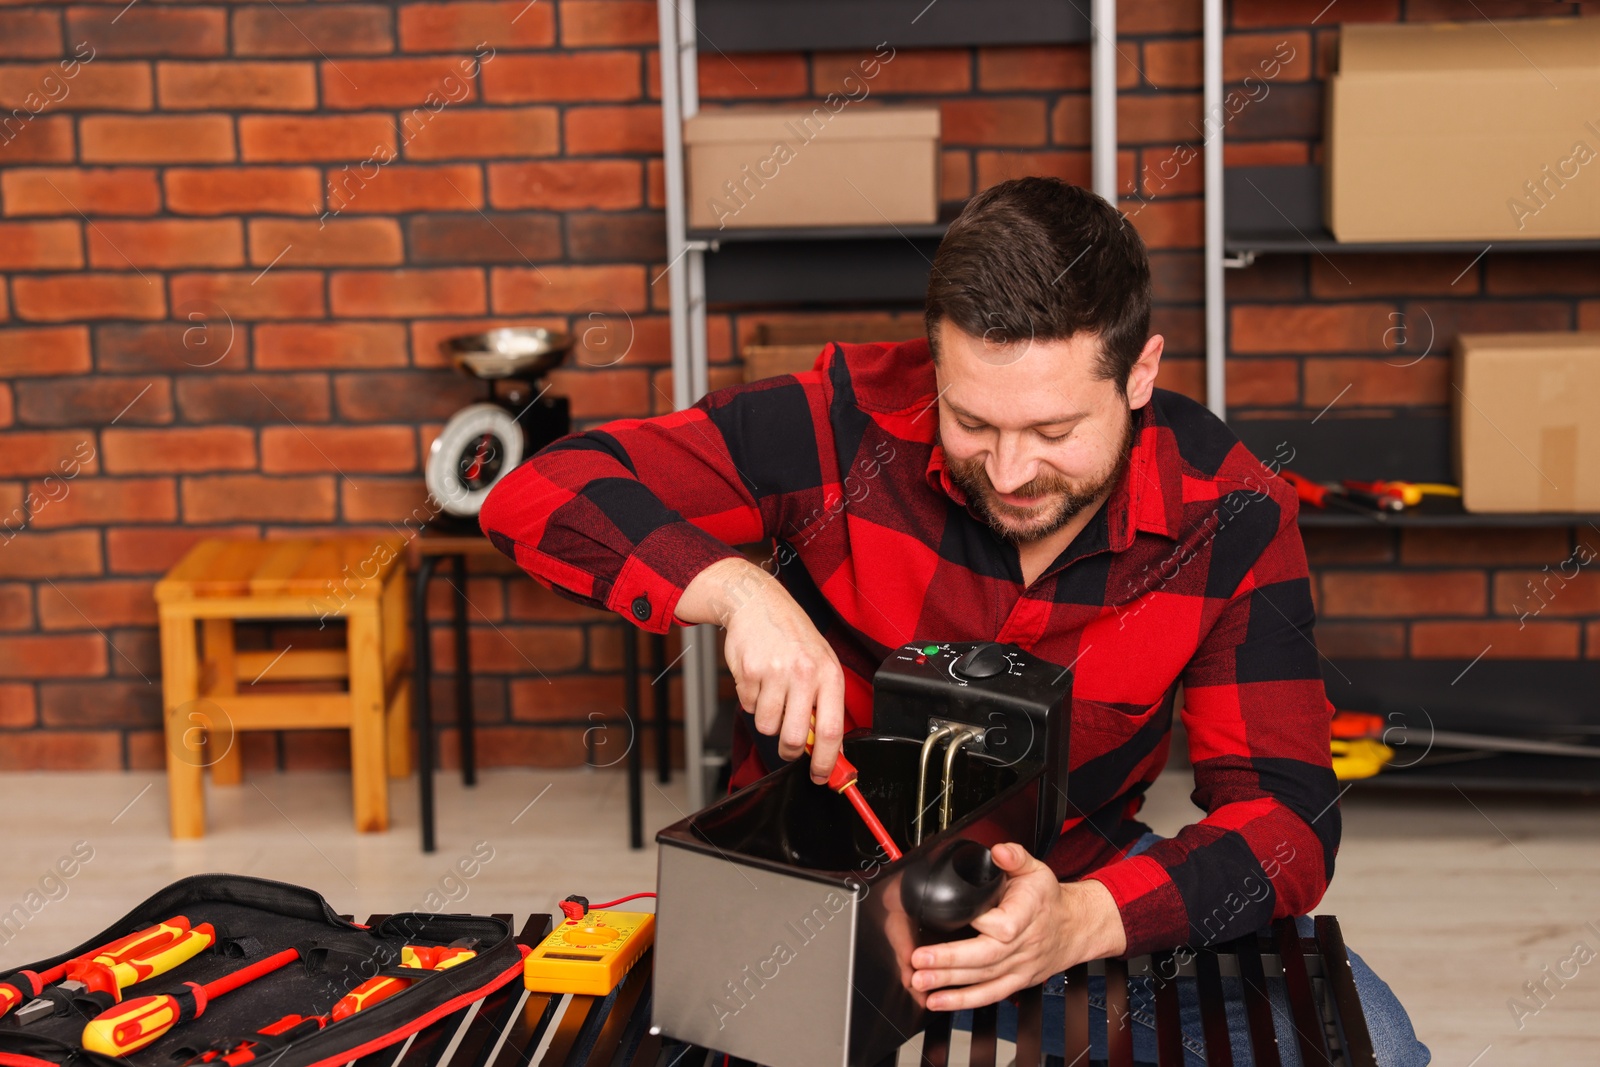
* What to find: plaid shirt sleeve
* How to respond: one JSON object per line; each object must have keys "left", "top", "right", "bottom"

{"left": 478, "top": 370, "right": 830, "bottom": 634}
{"left": 1081, "top": 480, "right": 1341, "bottom": 957}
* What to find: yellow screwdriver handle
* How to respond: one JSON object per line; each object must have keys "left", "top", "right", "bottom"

{"left": 99, "top": 922, "right": 215, "bottom": 992}
{"left": 82, "top": 992, "right": 185, "bottom": 1056}
{"left": 399, "top": 946, "right": 476, "bottom": 971}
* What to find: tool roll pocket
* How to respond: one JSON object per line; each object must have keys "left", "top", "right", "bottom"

{"left": 0, "top": 874, "right": 523, "bottom": 1067}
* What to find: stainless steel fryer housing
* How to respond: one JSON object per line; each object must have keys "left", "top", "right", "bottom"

{"left": 653, "top": 641, "right": 1073, "bottom": 1067}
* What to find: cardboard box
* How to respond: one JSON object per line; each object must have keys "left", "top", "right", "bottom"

{"left": 685, "top": 107, "right": 939, "bottom": 231}
{"left": 1453, "top": 332, "right": 1600, "bottom": 512}
{"left": 1325, "top": 17, "right": 1600, "bottom": 242}
{"left": 740, "top": 344, "right": 826, "bottom": 383}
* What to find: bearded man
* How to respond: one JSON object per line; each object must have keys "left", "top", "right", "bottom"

{"left": 480, "top": 177, "right": 1428, "bottom": 1065}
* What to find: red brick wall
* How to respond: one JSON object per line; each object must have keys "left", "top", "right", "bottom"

{"left": 1, "top": 0, "right": 1596, "bottom": 770}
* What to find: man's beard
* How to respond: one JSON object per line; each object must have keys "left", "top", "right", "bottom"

{"left": 945, "top": 410, "right": 1135, "bottom": 545}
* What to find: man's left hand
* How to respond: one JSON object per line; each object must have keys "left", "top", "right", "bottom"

{"left": 909, "top": 842, "right": 1128, "bottom": 1011}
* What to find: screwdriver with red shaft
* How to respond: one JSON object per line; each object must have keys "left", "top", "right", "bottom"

{"left": 807, "top": 715, "right": 901, "bottom": 861}
{"left": 188, "top": 946, "right": 478, "bottom": 1066}
{"left": 83, "top": 947, "right": 303, "bottom": 1056}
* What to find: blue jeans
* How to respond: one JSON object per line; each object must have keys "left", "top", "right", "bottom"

{"left": 951, "top": 833, "right": 1430, "bottom": 1066}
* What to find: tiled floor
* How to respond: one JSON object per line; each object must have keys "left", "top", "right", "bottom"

{"left": 1, "top": 767, "right": 1596, "bottom": 1065}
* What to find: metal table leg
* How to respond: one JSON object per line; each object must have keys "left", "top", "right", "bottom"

{"left": 451, "top": 553, "right": 475, "bottom": 787}
{"left": 624, "top": 623, "right": 642, "bottom": 849}
{"left": 651, "top": 632, "right": 669, "bottom": 783}
{"left": 413, "top": 555, "right": 439, "bottom": 854}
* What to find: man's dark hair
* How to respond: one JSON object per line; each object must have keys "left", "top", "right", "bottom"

{"left": 924, "top": 177, "right": 1152, "bottom": 389}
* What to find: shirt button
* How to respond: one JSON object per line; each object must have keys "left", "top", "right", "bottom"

{"left": 631, "top": 595, "right": 651, "bottom": 622}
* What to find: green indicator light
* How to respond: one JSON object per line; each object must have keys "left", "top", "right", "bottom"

{"left": 921, "top": 644, "right": 939, "bottom": 655}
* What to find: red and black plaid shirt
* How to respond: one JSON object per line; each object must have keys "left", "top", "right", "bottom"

{"left": 481, "top": 337, "right": 1340, "bottom": 956}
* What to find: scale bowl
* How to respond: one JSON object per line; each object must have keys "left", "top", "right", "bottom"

{"left": 442, "top": 327, "right": 573, "bottom": 380}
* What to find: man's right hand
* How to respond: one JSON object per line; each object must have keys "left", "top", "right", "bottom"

{"left": 675, "top": 557, "right": 848, "bottom": 785}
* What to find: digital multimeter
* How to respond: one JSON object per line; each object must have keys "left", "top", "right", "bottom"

{"left": 523, "top": 911, "right": 655, "bottom": 995}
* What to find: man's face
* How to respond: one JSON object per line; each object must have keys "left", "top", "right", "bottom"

{"left": 934, "top": 320, "right": 1154, "bottom": 545}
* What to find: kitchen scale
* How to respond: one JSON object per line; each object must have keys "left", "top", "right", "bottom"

{"left": 424, "top": 327, "right": 573, "bottom": 525}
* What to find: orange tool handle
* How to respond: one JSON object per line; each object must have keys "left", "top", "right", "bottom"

{"left": 806, "top": 717, "right": 902, "bottom": 861}
{"left": 83, "top": 989, "right": 188, "bottom": 1056}
{"left": 1332, "top": 710, "right": 1384, "bottom": 740}
{"left": 1277, "top": 470, "right": 1329, "bottom": 507}
{"left": 330, "top": 976, "right": 409, "bottom": 1021}
{"left": 72, "top": 920, "right": 215, "bottom": 1000}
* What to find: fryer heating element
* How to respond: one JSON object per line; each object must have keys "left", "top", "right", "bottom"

{"left": 917, "top": 723, "right": 984, "bottom": 845}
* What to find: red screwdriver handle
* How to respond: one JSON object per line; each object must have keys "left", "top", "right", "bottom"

{"left": 0, "top": 972, "right": 50, "bottom": 1017}
{"left": 1277, "top": 469, "right": 1328, "bottom": 507}
{"left": 805, "top": 716, "right": 901, "bottom": 861}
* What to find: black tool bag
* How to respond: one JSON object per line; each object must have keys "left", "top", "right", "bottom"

{"left": 0, "top": 874, "right": 524, "bottom": 1067}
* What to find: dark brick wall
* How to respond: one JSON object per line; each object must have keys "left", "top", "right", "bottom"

{"left": 1, "top": 0, "right": 1596, "bottom": 769}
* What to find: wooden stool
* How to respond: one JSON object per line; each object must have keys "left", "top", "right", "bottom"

{"left": 154, "top": 537, "right": 412, "bottom": 838}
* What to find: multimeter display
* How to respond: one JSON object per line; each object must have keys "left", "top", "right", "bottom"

{"left": 524, "top": 910, "right": 654, "bottom": 995}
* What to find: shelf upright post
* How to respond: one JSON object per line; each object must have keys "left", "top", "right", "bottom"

{"left": 1203, "top": 0, "right": 1226, "bottom": 419}
{"left": 657, "top": 0, "right": 716, "bottom": 809}
{"left": 1090, "top": 0, "right": 1117, "bottom": 207}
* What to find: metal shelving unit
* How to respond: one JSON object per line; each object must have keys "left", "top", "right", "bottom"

{"left": 1230, "top": 415, "right": 1600, "bottom": 529}
{"left": 1199, "top": 2, "right": 1600, "bottom": 422}
{"left": 1224, "top": 164, "right": 1600, "bottom": 260}
{"left": 656, "top": 0, "right": 1118, "bottom": 806}
{"left": 1199, "top": 2, "right": 1600, "bottom": 791}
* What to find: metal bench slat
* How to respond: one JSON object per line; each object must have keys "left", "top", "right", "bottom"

{"left": 1149, "top": 951, "right": 1185, "bottom": 1067}
{"left": 1273, "top": 919, "right": 1332, "bottom": 1067}
{"left": 969, "top": 1002, "right": 998, "bottom": 1067}
{"left": 1228, "top": 935, "right": 1281, "bottom": 1067}
{"left": 1013, "top": 984, "right": 1042, "bottom": 1067}
{"left": 919, "top": 1011, "right": 952, "bottom": 1067}
{"left": 1194, "top": 950, "right": 1233, "bottom": 1067}
{"left": 1313, "top": 917, "right": 1377, "bottom": 1067}
{"left": 1103, "top": 956, "right": 1133, "bottom": 1067}
{"left": 577, "top": 950, "right": 654, "bottom": 1067}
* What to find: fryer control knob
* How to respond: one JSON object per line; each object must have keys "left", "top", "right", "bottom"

{"left": 953, "top": 642, "right": 1008, "bottom": 679}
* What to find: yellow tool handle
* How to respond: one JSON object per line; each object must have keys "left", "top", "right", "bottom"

{"left": 432, "top": 949, "right": 474, "bottom": 971}
{"left": 99, "top": 922, "right": 215, "bottom": 991}
{"left": 1331, "top": 738, "right": 1394, "bottom": 781}
{"left": 1410, "top": 483, "right": 1460, "bottom": 498}
{"left": 82, "top": 992, "right": 185, "bottom": 1056}
{"left": 0, "top": 982, "right": 25, "bottom": 1016}
{"left": 85, "top": 918, "right": 190, "bottom": 967}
